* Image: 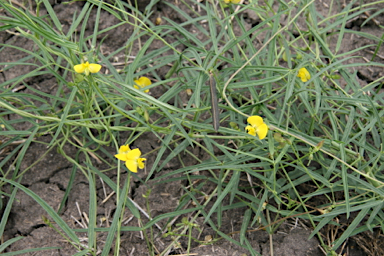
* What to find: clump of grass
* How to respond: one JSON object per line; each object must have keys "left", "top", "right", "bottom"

{"left": 1, "top": 0, "right": 384, "bottom": 255}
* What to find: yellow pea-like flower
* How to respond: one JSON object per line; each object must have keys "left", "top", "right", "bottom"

{"left": 115, "top": 145, "right": 146, "bottom": 173}
{"left": 297, "top": 67, "right": 311, "bottom": 82}
{"left": 74, "top": 61, "right": 101, "bottom": 76}
{"left": 134, "top": 76, "right": 151, "bottom": 93}
{"left": 224, "top": 0, "right": 241, "bottom": 3}
{"left": 245, "top": 116, "right": 268, "bottom": 140}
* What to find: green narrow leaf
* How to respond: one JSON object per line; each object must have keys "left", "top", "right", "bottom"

{"left": 58, "top": 165, "right": 77, "bottom": 214}
{"left": 87, "top": 167, "right": 97, "bottom": 250}
{"left": 309, "top": 215, "right": 335, "bottom": 239}
{"left": 66, "top": 2, "right": 92, "bottom": 37}
{"left": 366, "top": 202, "right": 384, "bottom": 232}
{"left": 143, "top": 207, "right": 202, "bottom": 230}
{"left": 48, "top": 87, "right": 78, "bottom": 147}
{"left": 240, "top": 209, "right": 252, "bottom": 245}
{"left": 1, "top": 247, "right": 61, "bottom": 256}
{"left": 332, "top": 207, "right": 370, "bottom": 250}
{"left": 205, "top": 170, "right": 238, "bottom": 222}
{"left": 245, "top": 238, "right": 262, "bottom": 256}
{"left": 100, "top": 174, "right": 131, "bottom": 256}
{"left": 146, "top": 127, "right": 177, "bottom": 182}
{"left": 13, "top": 128, "right": 39, "bottom": 178}
{"left": 335, "top": 2, "right": 352, "bottom": 54}
{"left": 265, "top": 9, "right": 280, "bottom": 95}
{"left": 87, "top": 164, "right": 141, "bottom": 218}
{"left": 0, "top": 181, "right": 19, "bottom": 241}
{"left": 92, "top": 1, "right": 102, "bottom": 48}
{"left": 0, "top": 178, "right": 79, "bottom": 243}
{"left": 307, "top": 25, "right": 334, "bottom": 59}
{"left": 341, "top": 107, "right": 355, "bottom": 142}
{"left": 0, "top": 230, "right": 23, "bottom": 252}
{"left": 251, "top": 189, "right": 269, "bottom": 227}
{"left": 340, "top": 146, "right": 350, "bottom": 219}
{"left": 42, "top": 0, "right": 63, "bottom": 32}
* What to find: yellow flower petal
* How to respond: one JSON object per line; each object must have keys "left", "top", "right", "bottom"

{"left": 125, "top": 160, "right": 138, "bottom": 173}
{"left": 297, "top": 67, "right": 310, "bottom": 82}
{"left": 138, "top": 158, "right": 146, "bottom": 169}
{"left": 119, "top": 144, "right": 131, "bottom": 154}
{"left": 115, "top": 145, "right": 131, "bottom": 161}
{"left": 137, "top": 77, "right": 151, "bottom": 86}
{"left": 246, "top": 125, "right": 256, "bottom": 136}
{"left": 134, "top": 76, "right": 151, "bottom": 93}
{"left": 247, "top": 116, "right": 264, "bottom": 127}
{"left": 115, "top": 153, "right": 128, "bottom": 161}
{"left": 256, "top": 123, "right": 268, "bottom": 140}
{"left": 127, "top": 148, "right": 141, "bottom": 160}
{"left": 89, "top": 63, "right": 102, "bottom": 73}
{"left": 246, "top": 115, "right": 268, "bottom": 140}
{"left": 224, "top": 0, "right": 240, "bottom": 3}
{"left": 83, "top": 62, "right": 90, "bottom": 76}
{"left": 74, "top": 63, "right": 86, "bottom": 74}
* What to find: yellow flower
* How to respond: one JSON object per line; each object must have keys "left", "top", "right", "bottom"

{"left": 224, "top": 0, "right": 241, "bottom": 3}
{"left": 74, "top": 61, "right": 102, "bottom": 76}
{"left": 118, "top": 144, "right": 131, "bottom": 154}
{"left": 115, "top": 145, "right": 146, "bottom": 173}
{"left": 134, "top": 77, "right": 151, "bottom": 93}
{"left": 245, "top": 116, "right": 268, "bottom": 140}
{"left": 297, "top": 67, "right": 311, "bottom": 82}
